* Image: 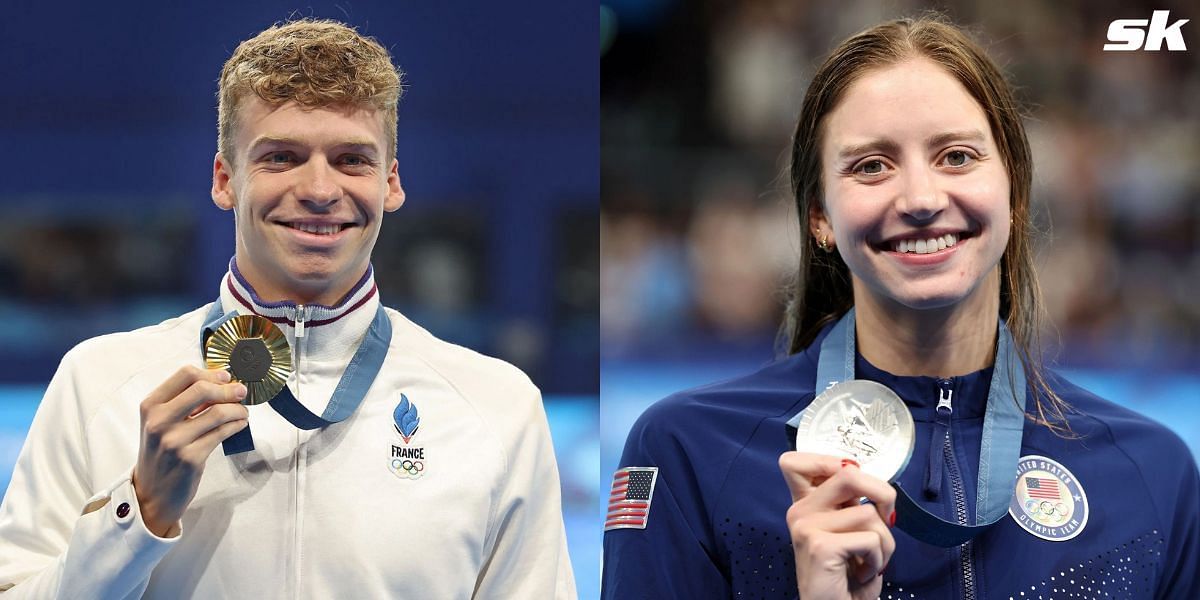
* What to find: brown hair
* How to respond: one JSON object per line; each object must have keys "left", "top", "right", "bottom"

{"left": 217, "top": 18, "right": 404, "bottom": 164}
{"left": 781, "top": 14, "right": 1071, "bottom": 433}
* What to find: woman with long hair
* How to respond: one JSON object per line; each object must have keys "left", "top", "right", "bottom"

{"left": 603, "top": 15, "right": 1198, "bottom": 599}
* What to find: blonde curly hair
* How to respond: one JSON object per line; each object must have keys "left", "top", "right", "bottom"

{"left": 217, "top": 19, "right": 404, "bottom": 164}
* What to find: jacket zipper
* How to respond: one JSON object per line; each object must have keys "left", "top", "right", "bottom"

{"left": 924, "top": 385, "right": 952, "bottom": 498}
{"left": 937, "top": 378, "right": 977, "bottom": 600}
{"left": 293, "top": 305, "right": 307, "bottom": 397}
{"left": 291, "top": 304, "right": 308, "bottom": 597}
{"left": 294, "top": 304, "right": 307, "bottom": 340}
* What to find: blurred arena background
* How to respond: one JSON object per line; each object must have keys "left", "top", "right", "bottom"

{"left": 0, "top": 2, "right": 599, "bottom": 597}
{"left": 601, "top": 0, "right": 1200, "bottom": 499}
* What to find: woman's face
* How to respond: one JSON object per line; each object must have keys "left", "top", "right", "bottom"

{"left": 815, "top": 57, "right": 1011, "bottom": 313}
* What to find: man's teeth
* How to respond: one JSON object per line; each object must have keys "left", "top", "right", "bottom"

{"left": 290, "top": 223, "right": 341, "bottom": 235}
{"left": 892, "top": 234, "right": 959, "bottom": 254}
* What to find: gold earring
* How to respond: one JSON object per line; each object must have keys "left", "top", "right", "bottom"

{"left": 817, "top": 234, "right": 830, "bottom": 252}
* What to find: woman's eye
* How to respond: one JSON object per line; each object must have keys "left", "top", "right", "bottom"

{"left": 944, "top": 150, "right": 972, "bottom": 167}
{"left": 857, "top": 160, "right": 885, "bottom": 175}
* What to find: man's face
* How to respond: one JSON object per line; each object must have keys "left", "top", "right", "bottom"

{"left": 212, "top": 98, "right": 404, "bottom": 305}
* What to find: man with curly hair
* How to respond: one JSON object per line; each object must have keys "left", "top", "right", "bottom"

{"left": 0, "top": 19, "right": 575, "bottom": 598}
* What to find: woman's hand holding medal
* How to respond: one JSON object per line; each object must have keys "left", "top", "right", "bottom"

{"left": 779, "top": 452, "right": 897, "bottom": 600}
{"left": 132, "top": 366, "right": 249, "bottom": 538}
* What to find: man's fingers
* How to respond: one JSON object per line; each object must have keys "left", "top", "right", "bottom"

{"left": 143, "top": 366, "right": 230, "bottom": 407}
{"left": 164, "top": 379, "right": 247, "bottom": 422}
{"left": 177, "top": 402, "right": 250, "bottom": 443}
{"left": 186, "top": 381, "right": 248, "bottom": 418}
{"left": 188, "top": 413, "right": 251, "bottom": 461}
{"left": 779, "top": 452, "right": 850, "bottom": 502}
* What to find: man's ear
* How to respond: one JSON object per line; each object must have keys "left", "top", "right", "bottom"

{"left": 384, "top": 158, "right": 405, "bottom": 212}
{"left": 212, "top": 152, "right": 235, "bottom": 210}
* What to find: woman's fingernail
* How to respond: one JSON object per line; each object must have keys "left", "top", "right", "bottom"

{"left": 841, "top": 458, "right": 860, "bottom": 469}
{"left": 889, "top": 510, "right": 897, "bottom": 528}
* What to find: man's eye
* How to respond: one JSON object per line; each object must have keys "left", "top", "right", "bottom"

{"left": 342, "top": 155, "right": 365, "bottom": 166}
{"left": 267, "top": 152, "right": 292, "bottom": 164}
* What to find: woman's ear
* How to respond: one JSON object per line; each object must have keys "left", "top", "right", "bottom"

{"left": 809, "top": 201, "right": 833, "bottom": 249}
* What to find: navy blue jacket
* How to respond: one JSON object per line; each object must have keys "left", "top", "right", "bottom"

{"left": 602, "top": 328, "right": 1200, "bottom": 599}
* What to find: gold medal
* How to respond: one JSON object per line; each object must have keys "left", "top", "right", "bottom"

{"left": 204, "top": 315, "right": 292, "bottom": 405}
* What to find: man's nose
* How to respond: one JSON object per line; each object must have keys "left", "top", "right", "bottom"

{"left": 296, "top": 158, "right": 343, "bottom": 207}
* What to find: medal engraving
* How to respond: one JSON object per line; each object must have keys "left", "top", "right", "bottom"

{"left": 229, "top": 338, "right": 272, "bottom": 382}
{"left": 795, "top": 380, "right": 915, "bottom": 481}
{"left": 205, "top": 315, "right": 292, "bottom": 405}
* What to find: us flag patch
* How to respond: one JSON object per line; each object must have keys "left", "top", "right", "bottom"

{"left": 604, "top": 467, "right": 658, "bottom": 531}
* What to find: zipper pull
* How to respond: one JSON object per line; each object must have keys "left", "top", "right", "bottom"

{"left": 924, "top": 379, "right": 954, "bottom": 499}
{"left": 937, "top": 384, "right": 953, "bottom": 414}
{"left": 295, "top": 304, "right": 306, "bottom": 338}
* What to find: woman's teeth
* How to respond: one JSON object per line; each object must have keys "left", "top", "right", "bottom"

{"left": 290, "top": 223, "right": 341, "bottom": 235}
{"left": 892, "top": 233, "right": 959, "bottom": 254}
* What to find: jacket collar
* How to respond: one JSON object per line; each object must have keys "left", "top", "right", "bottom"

{"left": 219, "top": 258, "right": 381, "bottom": 364}
{"left": 803, "top": 315, "right": 994, "bottom": 420}
{"left": 854, "top": 353, "right": 993, "bottom": 420}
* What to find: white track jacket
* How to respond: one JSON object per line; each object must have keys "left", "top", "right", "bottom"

{"left": 0, "top": 267, "right": 575, "bottom": 598}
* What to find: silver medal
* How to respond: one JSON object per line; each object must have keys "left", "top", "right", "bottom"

{"left": 794, "top": 380, "right": 915, "bottom": 481}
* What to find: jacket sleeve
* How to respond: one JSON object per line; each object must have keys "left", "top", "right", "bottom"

{"left": 1153, "top": 437, "right": 1200, "bottom": 599}
{"left": 601, "top": 400, "right": 730, "bottom": 599}
{"left": 472, "top": 383, "right": 576, "bottom": 599}
{"left": 0, "top": 348, "right": 178, "bottom": 598}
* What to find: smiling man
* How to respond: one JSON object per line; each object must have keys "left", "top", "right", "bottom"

{"left": 0, "top": 19, "right": 575, "bottom": 599}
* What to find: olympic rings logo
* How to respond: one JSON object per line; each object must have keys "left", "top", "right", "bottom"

{"left": 1024, "top": 499, "right": 1069, "bottom": 523}
{"left": 391, "top": 458, "right": 425, "bottom": 477}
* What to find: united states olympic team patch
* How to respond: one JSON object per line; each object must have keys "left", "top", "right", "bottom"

{"left": 1008, "top": 455, "right": 1088, "bottom": 541}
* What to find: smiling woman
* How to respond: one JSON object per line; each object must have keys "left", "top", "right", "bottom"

{"left": 810, "top": 56, "right": 1012, "bottom": 379}
{"left": 602, "top": 13, "right": 1199, "bottom": 600}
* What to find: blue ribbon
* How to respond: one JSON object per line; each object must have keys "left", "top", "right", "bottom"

{"left": 200, "top": 300, "right": 392, "bottom": 455}
{"left": 787, "top": 308, "right": 1027, "bottom": 547}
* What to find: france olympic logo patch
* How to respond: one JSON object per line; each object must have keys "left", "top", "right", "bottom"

{"left": 388, "top": 394, "right": 426, "bottom": 480}
{"left": 1008, "top": 455, "right": 1088, "bottom": 542}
